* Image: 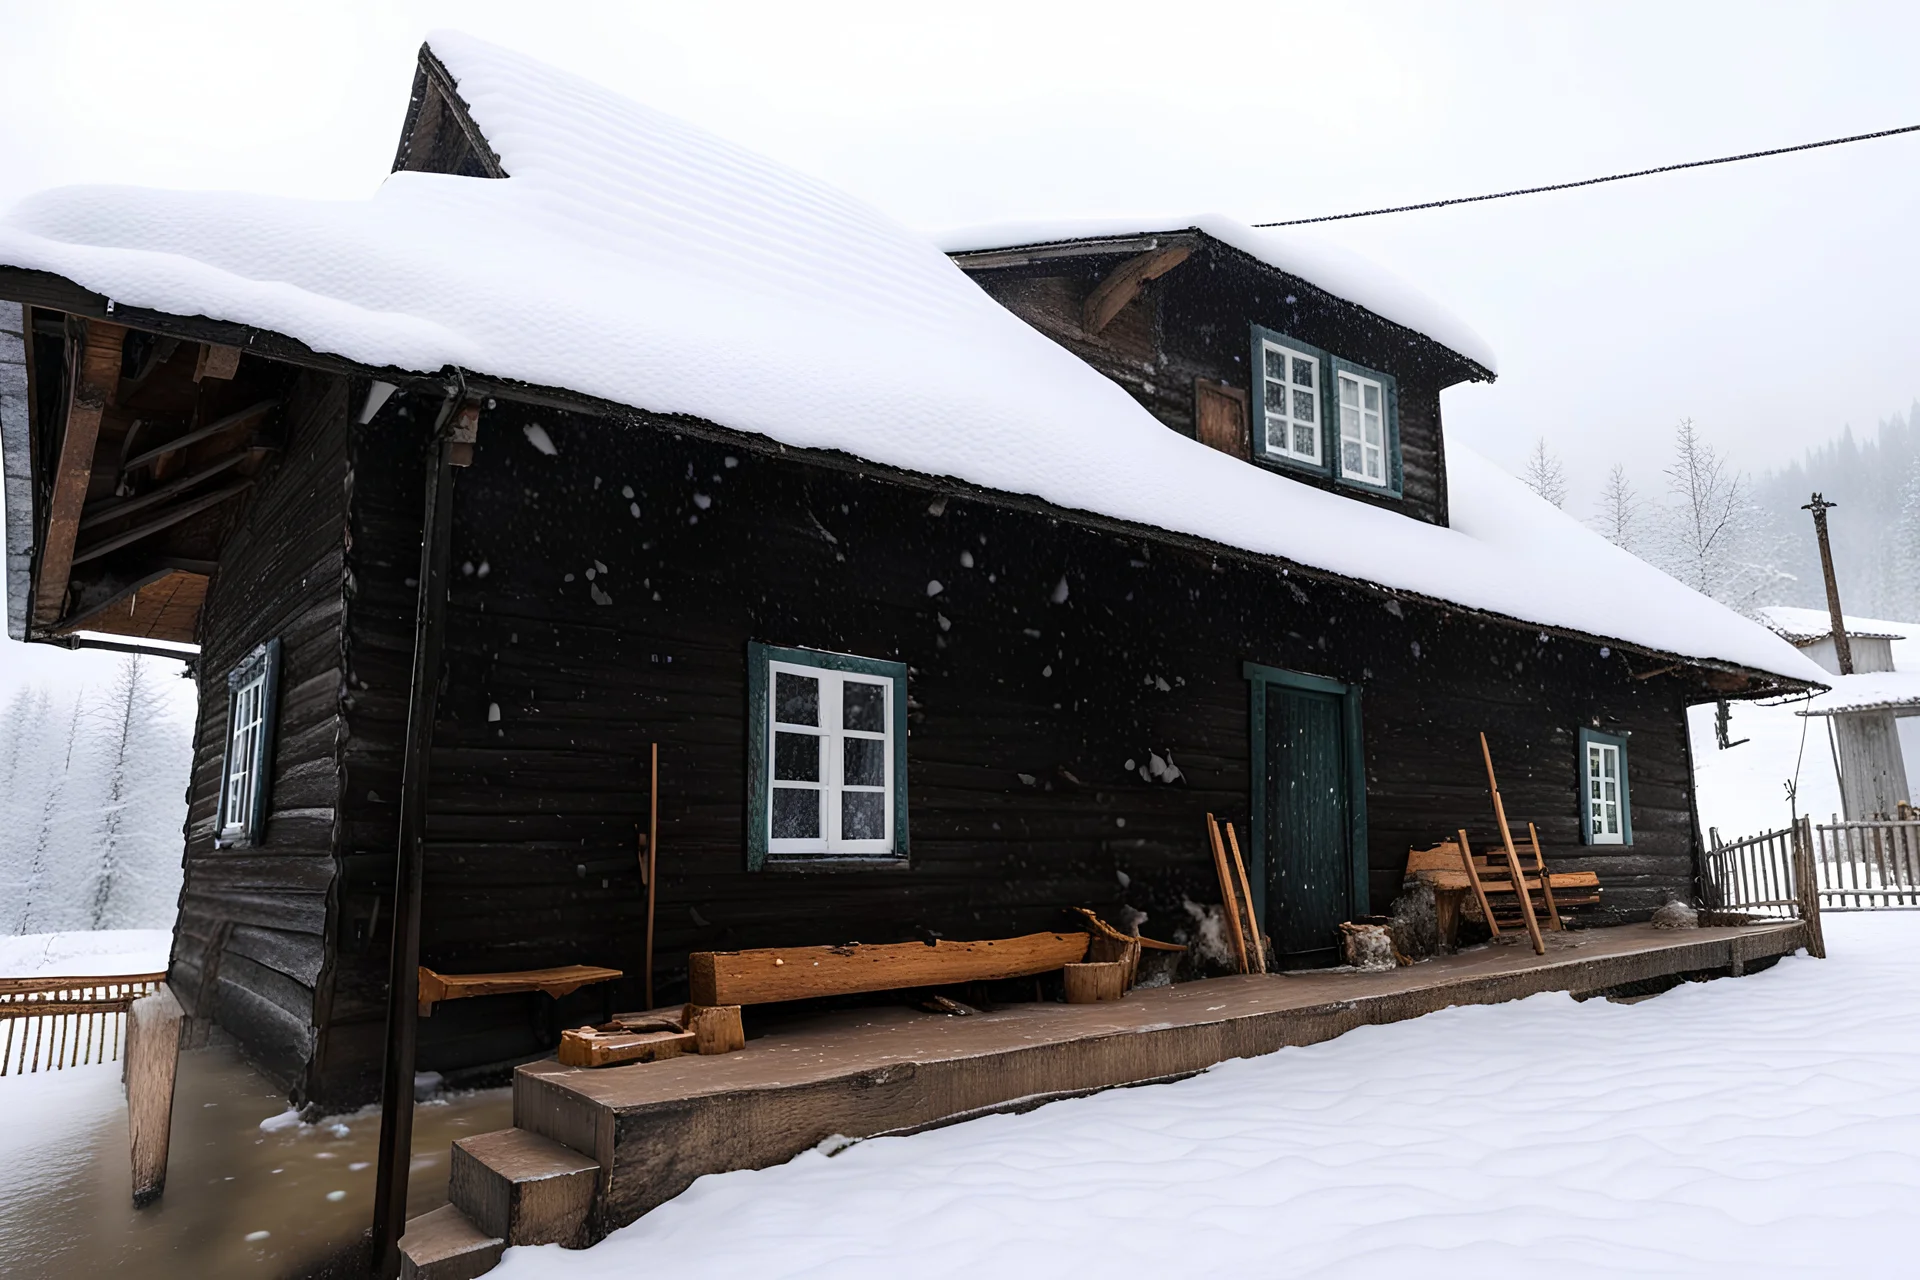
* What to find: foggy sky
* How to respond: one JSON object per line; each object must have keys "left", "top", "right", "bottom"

{"left": 2, "top": 0, "right": 1916, "bottom": 707}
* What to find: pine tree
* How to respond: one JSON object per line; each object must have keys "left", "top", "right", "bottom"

{"left": 1522, "top": 437, "right": 1569, "bottom": 508}
{"left": 1654, "top": 419, "right": 1786, "bottom": 616}
{"left": 1592, "top": 464, "right": 1643, "bottom": 551}
{"left": 84, "top": 655, "right": 188, "bottom": 930}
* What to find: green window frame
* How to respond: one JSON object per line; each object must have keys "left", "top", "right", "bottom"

{"left": 1578, "top": 727, "right": 1632, "bottom": 846}
{"left": 746, "top": 642, "right": 909, "bottom": 869}
{"left": 216, "top": 638, "right": 281, "bottom": 848}
{"left": 1247, "top": 325, "right": 1403, "bottom": 497}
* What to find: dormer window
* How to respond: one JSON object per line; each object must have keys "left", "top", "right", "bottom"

{"left": 1259, "top": 336, "right": 1323, "bottom": 465}
{"left": 1251, "top": 325, "right": 1402, "bottom": 498}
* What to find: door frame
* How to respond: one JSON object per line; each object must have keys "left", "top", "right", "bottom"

{"left": 1242, "top": 661, "right": 1369, "bottom": 929}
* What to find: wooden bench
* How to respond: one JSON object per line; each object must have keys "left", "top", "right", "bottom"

{"left": 417, "top": 964, "right": 622, "bottom": 1016}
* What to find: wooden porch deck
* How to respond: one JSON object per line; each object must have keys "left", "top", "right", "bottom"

{"left": 505, "top": 920, "right": 1808, "bottom": 1241}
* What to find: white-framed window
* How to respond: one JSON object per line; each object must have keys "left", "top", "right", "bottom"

{"left": 1336, "top": 369, "right": 1389, "bottom": 487}
{"left": 750, "top": 643, "right": 908, "bottom": 864}
{"left": 1579, "top": 727, "right": 1631, "bottom": 846}
{"left": 1259, "top": 338, "right": 1322, "bottom": 465}
{"left": 216, "top": 639, "right": 281, "bottom": 847}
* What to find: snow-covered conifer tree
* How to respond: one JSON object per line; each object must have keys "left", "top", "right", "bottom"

{"left": 1521, "top": 437, "right": 1568, "bottom": 508}
{"left": 1653, "top": 419, "right": 1790, "bottom": 617}
{"left": 1592, "top": 464, "right": 1643, "bottom": 552}
{"left": 83, "top": 656, "right": 188, "bottom": 930}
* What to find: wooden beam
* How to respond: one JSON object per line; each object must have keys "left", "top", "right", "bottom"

{"left": 126, "top": 984, "right": 183, "bottom": 1208}
{"left": 1082, "top": 245, "right": 1191, "bottom": 335}
{"left": 191, "top": 343, "right": 241, "bottom": 382}
{"left": 121, "top": 398, "right": 277, "bottom": 472}
{"left": 68, "top": 478, "right": 252, "bottom": 567}
{"left": 81, "top": 450, "right": 253, "bottom": 531}
{"left": 416, "top": 964, "right": 622, "bottom": 1017}
{"left": 33, "top": 321, "right": 127, "bottom": 626}
{"left": 689, "top": 932, "right": 1090, "bottom": 1006}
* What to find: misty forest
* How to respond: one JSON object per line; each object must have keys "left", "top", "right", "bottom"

{"left": 0, "top": 655, "right": 189, "bottom": 934}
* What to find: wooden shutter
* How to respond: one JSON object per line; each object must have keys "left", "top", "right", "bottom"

{"left": 1194, "top": 379, "right": 1250, "bottom": 460}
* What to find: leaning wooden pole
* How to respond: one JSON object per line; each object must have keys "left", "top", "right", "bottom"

{"left": 370, "top": 390, "right": 474, "bottom": 1279}
{"left": 1206, "top": 813, "right": 1250, "bottom": 973}
{"left": 645, "top": 742, "right": 659, "bottom": 1008}
{"left": 1224, "top": 822, "right": 1267, "bottom": 974}
{"left": 1480, "top": 733, "right": 1545, "bottom": 955}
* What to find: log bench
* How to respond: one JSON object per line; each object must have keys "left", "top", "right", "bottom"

{"left": 417, "top": 964, "right": 622, "bottom": 1016}
{"left": 1407, "top": 841, "right": 1601, "bottom": 949}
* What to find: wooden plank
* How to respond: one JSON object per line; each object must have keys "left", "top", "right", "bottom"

{"left": 417, "top": 964, "right": 622, "bottom": 1016}
{"left": 81, "top": 449, "right": 253, "bottom": 530}
{"left": 68, "top": 478, "right": 253, "bottom": 566}
{"left": 1206, "top": 813, "right": 1249, "bottom": 973}
{"left": 688, "top": 933, "right": 1090, "bottom": 1007}
{"left": 1082, "top": 245, "right": 1190, "bottom": 334}
{"left": 121, "top": 397, "right": 277, "bottom": 471}
{"left": 0, "top": 972, "right": 164, "bottom": 997}
{"left": 33, "top": 320, "right": 127, "bottom": 625}
{"left": 1225, "top": 821, "right": 1267, "bottom": 974}
{"left": 1194, "top": 379, "right": 1250, "bottom": 459}
{"left": 557, "top": 1027, "right": 695, "bottom": 1068}
{"left": 126, "top": 984, "right": 183, "bottom": 1207}
{"left": 1481, "top": 734, "right": 1545, "bottom": 955}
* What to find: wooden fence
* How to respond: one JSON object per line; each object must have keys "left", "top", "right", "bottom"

{"left": 1702, "top": 819, "right": 1826, "bottom": 957}
{"left": 1812, "top": 817, "right": 1920, "bottom": 909}
{"left": 0, "top": 973, "right": 165, "bottom": 1075}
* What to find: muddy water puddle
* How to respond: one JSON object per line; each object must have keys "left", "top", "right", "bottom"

{"left": 0, "top": 1043, "right": 510, "bottom": 1277}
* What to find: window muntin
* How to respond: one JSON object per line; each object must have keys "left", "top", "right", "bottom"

{"left": 1336, "top": 370, "right": 1388, "bottom": 487}
{"left": 216, "top": 639, "right": 280, "bottom": 847}
{"left": 761, "top": 651, "right": 903, "bottom": 858}
{"left": 1578, "top": 727, "right": 1631, "bottom": 846}
{"left": 1260, "top": 339, "right": 1322, "bottom": 465}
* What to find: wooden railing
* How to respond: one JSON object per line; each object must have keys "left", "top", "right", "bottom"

{"left": 1702, "top": 819, "right": 1826, "bottom": 957}
{"left": 0, "top": 973, "right": 165, "bottom": 1075}
{"left": 1812, "top": 817, "right": 1920, "bottom": 910}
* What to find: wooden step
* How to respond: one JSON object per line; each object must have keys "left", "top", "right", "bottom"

{"left": 398, "top": 1204, "right": 504, "bottom": 1280}
{"left": 450, "top": 1127, "right": 599, "bottom": 1248}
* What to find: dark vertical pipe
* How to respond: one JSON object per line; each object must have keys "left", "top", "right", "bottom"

{"left": 370, "top": 387, "right": 471, "bottom": 1278}
{"left": 1803, "top": 493, "right": 1853, "bottom": 675}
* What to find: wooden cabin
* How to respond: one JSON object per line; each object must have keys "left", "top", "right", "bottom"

{"left": 1761, "top": 606, "right": 1920, "bottom": 819}
{"left": 0, "top": 35, "right": 1825, "bottom": 1111}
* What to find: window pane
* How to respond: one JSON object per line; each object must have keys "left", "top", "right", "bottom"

{"left": 1291, "top": 356, "right": 1314, "bottom": 388}
{"left": 1293, "top": 423, "right": 1317, "bottom": 456}
{"left": 1292, "top": 389, "right": 1316, "bottom": 422}
{"left": 771, "top": 786, "right": 820, "bottom": 839}
{"left": 841, "top": 790, "right": 886, "bottom": 841}
{"left": 843, "top": 681, "right": 886, "bottom": 733}
{"left": 1364, "top": 415, "right": 1382, "bottom": 446}
{"left": 1341, "top": 404, "right": 1359, "bottom": 436}
{"left": 774, "top": 731, "right": 820, "bottom": 782}
{"left": 1265, "top": 347, "right": 1287, "bottom": 380}
{"left": 1362, "top": 383, "right": 1380, "bottom": 412}
{"left": 844, "top": 736, "right": 886, "bottom": 787}
{"left": 774, "top": 671, "right": 819, "bottom": 726}
{"left": 1339, "top": 376, "right": 1358, "bottom": 406}
{"left": 1265, "top": 378, "right": 1287, "bottom": 415}
{"left": 1343, "top": 440, "right": 1362, "bottom": 472}
{"left": 1267, "top": 419, "right": 1289, "bottom": 454}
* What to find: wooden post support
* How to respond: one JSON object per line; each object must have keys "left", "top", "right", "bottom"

{"left": 1793, "top": 814, "right": 1828, "bottom": 959}
{"left": 34, "top": 321, "right": 127, "bottom": 627}
{"left": 125, "top": 983, "right": 183, "bottom": 1208}
{"left": 1224, "top": 822, "right": 1267, "bottom": 974}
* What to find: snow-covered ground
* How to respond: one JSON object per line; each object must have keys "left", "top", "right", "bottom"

{"left": 0, "top": 928, "right": 171, "bottom": 977}
{"left": 497, "top": 913, "right": 1917, "bottom": 1280}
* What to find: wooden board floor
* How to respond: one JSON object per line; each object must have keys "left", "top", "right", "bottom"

{"left": 512, "top": 920, "right": 1808, "bottom": 1238}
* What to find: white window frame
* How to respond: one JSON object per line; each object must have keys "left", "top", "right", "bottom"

{"left": 1585, "top": 739, "right": 1624, "bottom": 845}
{"left": 216, "top": 638, "right": 280, "bottom": 847}
{"left": 1259, "top": 337, "right": 1323, "bottom": 466}
{"left": 765, "top": 658, "right": 897, "bottom": 857}
{"left": 1335, "top": 368, "right": 1390, "bottom": 488}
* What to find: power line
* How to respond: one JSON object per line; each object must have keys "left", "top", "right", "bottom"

{"left": 1253, "top": 122, "right": 1920, "bottom": 228}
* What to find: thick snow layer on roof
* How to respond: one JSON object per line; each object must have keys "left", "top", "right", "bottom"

{"left": 0, "top": 33, "right": 1821, "bottom": 684}
{"left": 1759, "top": 605, "right": 1914, "bottom": 646}
{"left": 936, "top": 214, "right": 1499, "bottom": 376}
{"left": 1799, "top": 671, "right": 1920, "bottom": 716}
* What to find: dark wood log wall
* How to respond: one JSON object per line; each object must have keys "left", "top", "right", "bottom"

{"left": 169, "top": 369, "right": 351, "bottom": 1098}
{"left": 300, "top": 394, "right": 1702, "bottom": 1101}
{"left": 966, "top": 243, "right": 1461, "bottom": 527}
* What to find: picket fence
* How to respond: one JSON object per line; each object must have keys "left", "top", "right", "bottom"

{"left": 0, "top": 973, "right": 165, "bottom": 1075}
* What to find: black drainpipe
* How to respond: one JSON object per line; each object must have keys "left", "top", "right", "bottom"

{"left": 370, "top": 377, "right": 480, "bottom": 1277}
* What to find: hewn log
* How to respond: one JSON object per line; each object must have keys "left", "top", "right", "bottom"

{"left": 69, "top": 479, "right": 253, "bottom": 565}
{"left": 126, "top": 984, "right": 183, "bottom": 1208}
{"left": 1082, "top": 246, "right": 1190, "bottom": 334}
{"left": 417, "top": 964, "right": 622, "bottom": 1016}
{"left": 33, "top": 320, "right": 126, "bottom": 625}
{"left": 120, "top": 397, "right": 278, "bottom": 472}
{"left": 689, "top": 933, "right": 1090, "bottom": 1006}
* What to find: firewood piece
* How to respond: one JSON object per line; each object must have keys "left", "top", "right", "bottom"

{"left": 1225, "top": 822, "right": 1267, "bottom": 974}
{"left": 192, "top": 342, "right": 242, "bottom": 381}
{"left": 1206, "top": 813, "right": 1250, "bottom": 973}
{"left": 686, "top": 1004, "right": 745, "bottom": 1054}
{"left": 1062, "top": 960, "right": 1129, "bottom": 1003}
{"left": 917, "top": 995, "right": 977, "bottom": 1017}
{"left": 557, "top": 1026, "right": 695, "bottom": 1069}
{"left": 688, "top": 933, "right": 1089, "bottom": 1007}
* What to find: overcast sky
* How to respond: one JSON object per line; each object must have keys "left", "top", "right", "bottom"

{"left": 3, "top": 1, "right": 1917, "bottom": 709}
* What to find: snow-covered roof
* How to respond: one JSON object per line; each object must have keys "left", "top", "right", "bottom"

{"left": 0, "top": 33, "right": 1826, "bottom": 687}
{"left": 1758, "top": 605, "right": 1908, "bottom": 646}
{"left": 1798, "top": 671, "right": 1920, "bottom": 716}
{"left": 936, "top": 216, "right": 1499, "bottom": 377}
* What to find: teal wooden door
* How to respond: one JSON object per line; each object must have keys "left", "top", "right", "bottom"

{"left": 1263, "top": 683, "right": 1354, "bottom": 964}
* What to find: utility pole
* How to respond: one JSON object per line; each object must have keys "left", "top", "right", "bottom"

{"left": 1803, "top": 493, "right": 1853, "bottom": 675}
